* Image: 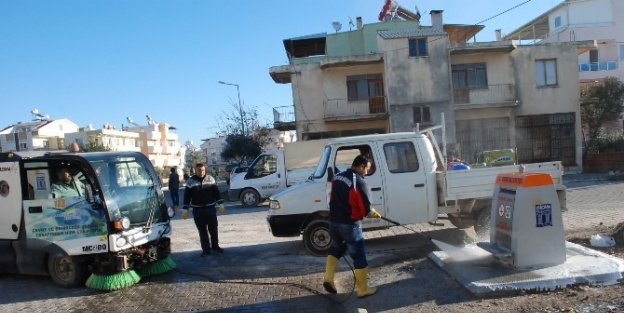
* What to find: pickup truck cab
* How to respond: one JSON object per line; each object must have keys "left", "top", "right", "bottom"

{"left": 267, "top": 130, "right": 566, "bottom": 256}
{"left": 228, "top": 139, "right": 331, "bottom": 207}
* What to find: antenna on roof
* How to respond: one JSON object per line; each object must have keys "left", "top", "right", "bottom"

{"left": 126, "top": 117, "right": 139, "bottom": 127}
{"left": 31, "top": 108, "right": 50, "bottom": 121}
{"left": 331, "top": 20, "right": 342, "bottom": 33}
{"left": 146, "top": 114, "right": 156, "bottom": 126}
{"left": 348, "top": 16, "right": 355, "bottom": 30}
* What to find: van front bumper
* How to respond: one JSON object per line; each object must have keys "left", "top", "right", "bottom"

{"left": 228, "top": 188, "right": 242, "bottom": 200}
{"left": 266, "top": 214, "right": 309, "bottom": 237}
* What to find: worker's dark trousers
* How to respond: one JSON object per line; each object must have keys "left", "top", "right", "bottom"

{"left": 192, "top": 206, "right": 219, "bottom": 253}
{"left": 170, "top": 189, "right": 179, "bottom": 206}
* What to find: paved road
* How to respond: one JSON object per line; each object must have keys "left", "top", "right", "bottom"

{"left": 2, "top": 179, "right": 624, "bottom": 312}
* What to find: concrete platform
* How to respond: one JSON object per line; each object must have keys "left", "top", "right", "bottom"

{"left": 428, "top": 240, "right": 624, "bottom": 295}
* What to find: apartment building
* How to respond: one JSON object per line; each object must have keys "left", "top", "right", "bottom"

{"left": 64, "top": 124, "right": 140, "bottom": 152}
{"left": 0, "top": 118, "right": 78, "bottom": 152}
{"left": 505, "top": 0, "right": 624, "bottom": 131}
{"left": 269, "top": 10, "right": 594, "bottom": 170}
{"left": 263, "top": 129, "right": 296, "bottom": 151}
{"left": 124, "top": 123, "right": 183, "bottom": 170}
{"left": 200, "top": 136, "right": 227, "bottom": 171}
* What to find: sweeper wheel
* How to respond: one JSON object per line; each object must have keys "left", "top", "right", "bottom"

{"left": 48, "top": 255, "right": 88, "bottom": 288}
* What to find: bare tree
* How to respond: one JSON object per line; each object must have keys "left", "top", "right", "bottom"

{"left": 218, "top": 99, "right": 271, "bottom": 164}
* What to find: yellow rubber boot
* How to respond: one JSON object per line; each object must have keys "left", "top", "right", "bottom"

{"left": 354, "top": 268, "right": 377, "bottom": 298}
{"left": 323, "top": 255, "right": 339, "bottom": 294}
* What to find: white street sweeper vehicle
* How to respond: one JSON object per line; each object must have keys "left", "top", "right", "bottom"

{"left": 0, "top": 150, "right": 176, "bottom": 290}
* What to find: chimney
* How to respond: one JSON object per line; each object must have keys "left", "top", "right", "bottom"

{"left": 495, "top": 29, "right": 502, "bottom": 41}
{"left": 430, "top": 10, "right": 444, "bottom": 32}
{"left": 356, "top": 16, "right": 363, "bottom": 29}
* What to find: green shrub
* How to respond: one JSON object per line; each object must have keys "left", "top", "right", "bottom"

{"left": 594, "top": 130, "right": 624, "bottom": 152}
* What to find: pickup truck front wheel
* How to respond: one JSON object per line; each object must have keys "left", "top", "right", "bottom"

{"left": 240, "top": 189, "right": 260, "bottom": 207}
{"left": 303, "top": 219, "right": 331, "bottom": 257}
{"left": 474, "top": 208, "right": 491, "bottom": 240}
{"left": 48, "top": 255, "right": 88, "bottom": 288}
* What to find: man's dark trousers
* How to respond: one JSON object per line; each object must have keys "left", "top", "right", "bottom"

{"left": 192, "top": 206, "right": 219, "bottom": 253}
{"left": 170, "top": 189, "right": 179, "bottom": 207}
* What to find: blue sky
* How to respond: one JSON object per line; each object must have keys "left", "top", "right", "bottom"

{"left": 0, "top": 0, "right": 559, "bottom": 147}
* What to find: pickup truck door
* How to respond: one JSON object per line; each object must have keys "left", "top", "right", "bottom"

{"left": 246, "top": 153, "right": 286, "bottom": 198}
{"left": 332, "top": 144, "right": 385, "bottom": 230}
{"left": 377, "top": 139, "right": 429, "bottom": 225}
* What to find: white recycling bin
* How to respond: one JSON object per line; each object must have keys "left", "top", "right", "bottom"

{"left": 478, "top": 172, "right": 566, "bottom": 269}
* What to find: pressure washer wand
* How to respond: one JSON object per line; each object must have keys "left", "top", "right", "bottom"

{"left": 380, "top": 216, "right": 401, "bottom": 226}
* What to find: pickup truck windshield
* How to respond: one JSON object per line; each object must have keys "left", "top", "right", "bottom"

{"left": 312, "top": 146, "right": 331, "bottom": 179}
{"left": 84, "top": 155, "right": 166, "bottom": 226}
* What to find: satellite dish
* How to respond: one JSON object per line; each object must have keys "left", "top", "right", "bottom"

{"left": 331, "top": 20, "right": 342, "bottom": 33}
{"left": 31, "top": 108, "right": 39, "bottom": 115}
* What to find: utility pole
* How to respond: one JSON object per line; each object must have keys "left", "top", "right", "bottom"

{"left": 218, "top": 81, "right": 246, "bottom": 163}
{"left": 218, "top": 81, "right": 245, "bottom": 136}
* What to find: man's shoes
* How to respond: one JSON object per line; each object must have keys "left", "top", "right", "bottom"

{"left": 212, "top": 246, "right": 224, "bottom": 253}
{"left": 200, "top": 251, "right": 211, "bottom": 257}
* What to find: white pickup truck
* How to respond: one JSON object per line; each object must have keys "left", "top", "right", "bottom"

{"left": 229, "top": 139, "right": 329, "bottom": 207}
{"left": 266, "top": 128, "right": 566, "bottom": 256}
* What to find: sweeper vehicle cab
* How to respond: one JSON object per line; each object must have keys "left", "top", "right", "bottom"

{"left": 0, "top": 150, "right": 176, "bottom": 290}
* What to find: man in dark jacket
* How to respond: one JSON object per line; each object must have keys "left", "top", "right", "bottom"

{"left": 181, "top": 163, "right": 226, "bottom": 257}
{"left": 169, "top": 167, "right": 180, "bottom": 208}
{"left": 322, "top": 155, "right": 381, "bottom": 298}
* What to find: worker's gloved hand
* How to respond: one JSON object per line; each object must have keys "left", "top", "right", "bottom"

{"left": 181, "top": 210, "right": 189, "bottom": 220}
{"left": 218, "top": 204, "right": 226, "bottom": 215}
{"left": 368, "top": 208, "right": 382, "bottom": 219}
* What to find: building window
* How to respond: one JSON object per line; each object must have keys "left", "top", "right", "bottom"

{"left": 347, "top": 74, "right": 384, "bottom": 101}
{"left": 20, "top": 143, "right": 27, "bottom": 149}
{"left": 589, "top": 50, "right": 598, "bottom": 63}
{"left": 408, "top": 38, "right": 428, "bottom": 57}
{"left": 451, "top": 63, "right": 487, "bottom": 89}
{"left": 413, "top": 106, "right": 431, "bottom": 124}
{"left": 620, "top": 45, "right": 624, "bottom": 61}
{"left": 535, "top": 59, "right": 558, "bottom": 87}
{"left": 554, "top": 16, "right": 561, "bottom": 28}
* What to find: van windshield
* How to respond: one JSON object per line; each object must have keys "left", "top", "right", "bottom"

{"left": 312, "top": 146, "right": 331, "bottom": 179}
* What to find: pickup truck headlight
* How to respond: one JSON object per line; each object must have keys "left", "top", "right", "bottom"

{"left": 269, "top": 200, "right": 280, "bottom": 210}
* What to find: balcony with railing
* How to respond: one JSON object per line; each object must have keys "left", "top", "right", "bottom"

{"left": 147, "top": 145, "right": 163, "bottom": 154}
{"left": 453, "top": 84, "right": 517, "bottom": 110}
{"left": 323, "top": 96, "right": 388, "bottom": 122}
{"left": 579, "top": 61, "right": 618, "bottom": 72}
{"left": 273, "top": 106, "right": 296, "bottom": 131}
